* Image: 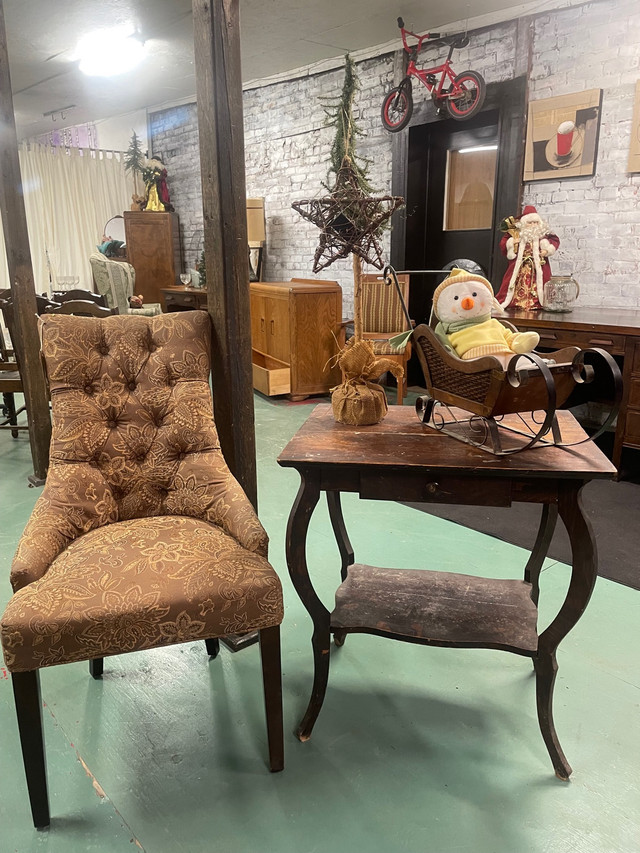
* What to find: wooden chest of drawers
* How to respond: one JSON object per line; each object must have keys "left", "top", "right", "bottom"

{"left": 507, "top": 307, "right": 640, "bottom": 471}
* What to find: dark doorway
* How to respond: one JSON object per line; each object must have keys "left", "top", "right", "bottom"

{"left": 391, "top": 77, "right": 527, "bottom": 323}
{"left": 388, "top": 76, "right": 527, "bottom": 385}
{"left": 404, "top": 111, "right": 499, "bottom": 327}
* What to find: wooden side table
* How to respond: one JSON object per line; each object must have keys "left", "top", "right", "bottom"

{"left": 278, "top": 404, "right": 616, "bottom": 779}
{"left": 161, "top": 286, "right": 208, "bottom": 312}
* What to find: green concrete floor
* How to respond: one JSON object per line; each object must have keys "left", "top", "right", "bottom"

{"left": 1, "top": 393, "right": 639, "bottom": 853}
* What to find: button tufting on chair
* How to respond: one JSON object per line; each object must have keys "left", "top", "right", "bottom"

{"left": 0, "top": 311, "right": 284, "bottom": 827}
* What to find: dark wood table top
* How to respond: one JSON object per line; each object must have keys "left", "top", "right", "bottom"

{"left": 278, "top": 404, "right": 617, "bottom": 480}
{"left": 505, "top": 305, "right": 640, "bottom": 336}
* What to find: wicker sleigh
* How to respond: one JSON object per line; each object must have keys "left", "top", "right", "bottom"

{"left": 411, "top": 321, "right": 622, "bottom": 454}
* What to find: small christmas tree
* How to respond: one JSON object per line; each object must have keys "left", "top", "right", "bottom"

{"left": 124, "top": 130, "right": 145, "bottom": 197}
{"left": 197, "top": 250, "right": 206, "bottom": 288}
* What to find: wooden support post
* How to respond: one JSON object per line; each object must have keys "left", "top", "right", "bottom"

{"left": 193, "top": 0, "right": 259, "bottom": 652}
{"left": 193, "top": 0, "right": 257, "bottom": 511}
{"left": 0, "top": 0, "right": 51, "bottom": 484}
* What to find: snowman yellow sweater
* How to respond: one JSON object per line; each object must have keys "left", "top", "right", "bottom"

{"left": 436, "top": 316, "right": 517, "bottom": 360}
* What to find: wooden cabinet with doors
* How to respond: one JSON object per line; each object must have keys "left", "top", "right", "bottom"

{"left": 124, "top": 211, "right": 182, "bottom": 306}
{"left": 250, "top": 279, "right": 342, "bottom": 399}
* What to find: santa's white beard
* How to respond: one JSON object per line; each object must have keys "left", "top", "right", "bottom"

{"left": 519, "top": 219, "right": 549, "bottom": 243}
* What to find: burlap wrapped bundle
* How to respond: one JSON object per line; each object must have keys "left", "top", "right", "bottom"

{"left": 332, "top": 377, "right": 388, "bottom": 425}
{"left": 331, "top": 338, "right": 404, "bottom": 425}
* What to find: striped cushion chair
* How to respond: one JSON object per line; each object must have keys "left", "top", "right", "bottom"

{"left": 90, "top": 252, "right": 162, "bottom": 316}
{"left": 361, "top": 273, "right": 412, "bottom": 404}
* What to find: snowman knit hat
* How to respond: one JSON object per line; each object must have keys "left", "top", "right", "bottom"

{"left": 432, "top": 268, "right": 495, "bottom": 317}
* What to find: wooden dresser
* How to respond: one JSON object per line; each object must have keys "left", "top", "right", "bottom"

{"left": 124, "top": 211, "right": 182, "bottom": 306}
{"left": 507, "top": 306, "right": 640, "bottom": 470}
{"left": 250, "top": 279, "right": 343, "bottom": 400}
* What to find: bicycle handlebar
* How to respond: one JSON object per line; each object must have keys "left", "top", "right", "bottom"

{"left": 397, "top": 20, "right": 442, "bottom": 53}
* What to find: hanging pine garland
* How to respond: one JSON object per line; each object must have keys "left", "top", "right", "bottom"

{"left": 292, "top": 54, "right": 403, "bottom": 274}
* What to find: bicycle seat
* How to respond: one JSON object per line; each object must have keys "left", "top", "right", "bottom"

{"left": 442, "top": 34, "right": 469, "bottom": 49}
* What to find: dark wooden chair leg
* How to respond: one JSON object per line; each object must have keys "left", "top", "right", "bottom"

{"left": 12, "top": 671, "right": 50, "bottom": 828}
{"left": 205, "top": 638, "right": 220, "bottom": 659}
{"left": 259, "top": 625, "right": 284, "bottom": 772}
{"left": 89, "top": 657, "right": 104, "bottom": 679}
{"left": 3, "top": 391, "right": 19, "bottom": 438}
{"left": 533, "top": 652, "right": 571, "bottom": 780}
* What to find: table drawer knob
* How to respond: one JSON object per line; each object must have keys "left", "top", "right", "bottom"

{"left": 425, "top": 482, "right": 439, "bottom": 495}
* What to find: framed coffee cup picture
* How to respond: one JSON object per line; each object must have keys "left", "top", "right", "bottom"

{"left": 523, "top": 89, "right": 603, "bottom": 181}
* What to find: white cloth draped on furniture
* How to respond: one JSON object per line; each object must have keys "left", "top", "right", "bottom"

{"left": 0, "top": 144, "right": 132, "bottom": 294}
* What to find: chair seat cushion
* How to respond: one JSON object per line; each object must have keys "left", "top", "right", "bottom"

{"left": 370, "top": 339, "right": 407, "bottom": 355}
{"left": 1, "top": 516, "right": 283, "bottom": 672}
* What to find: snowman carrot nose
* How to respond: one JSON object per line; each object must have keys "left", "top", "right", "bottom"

{"left": 461, "top": 296, "right": 474, "bottom": 310}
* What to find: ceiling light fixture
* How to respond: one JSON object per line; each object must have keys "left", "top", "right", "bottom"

{"left": 457, "top": 144, "right": 498, "bottom": 154}
{"left": 76, "top": 26, "right": 146, "bottom": 77}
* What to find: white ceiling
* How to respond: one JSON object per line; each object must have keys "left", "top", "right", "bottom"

{"left": 6, "top": 0, "right": 576, "bottom": 141}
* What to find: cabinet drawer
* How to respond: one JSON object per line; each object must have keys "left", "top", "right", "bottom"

{"left": 524, "top": 326, "right": 625, "bottom": 355}
{"left": 252, "top": 349, "right": 290, "bottom": 396}
{"left": 632, "top": 342, "right": 640, "bottom": 374}
{"left": 628, "top": 378, "right": 640, "bottom": 410}
{"left": 623, "top": 408, "right": 640, "bottom": 445}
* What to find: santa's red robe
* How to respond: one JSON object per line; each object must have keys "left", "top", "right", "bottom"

{"left": 496, "top": 232, "right": 560, "bottom": 310}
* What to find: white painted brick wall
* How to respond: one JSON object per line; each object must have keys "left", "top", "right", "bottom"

{"left": 150, "top": 0, "right": 640, "bottom": 312}
{"left": 524, "top": 0, "right": 640, "bottom": 307}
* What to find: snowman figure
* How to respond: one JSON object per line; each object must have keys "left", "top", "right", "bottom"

{"left": 432, "top": 268, "right": 540, "bottom": 370}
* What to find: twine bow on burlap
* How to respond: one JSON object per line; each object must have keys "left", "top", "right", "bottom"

{"left": 330, "top": 337, "right": 404, "bottom": 426}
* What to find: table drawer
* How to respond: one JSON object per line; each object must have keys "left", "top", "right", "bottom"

{"left": 359, "top": 472, "right": 512, "bottom": 505}
{"left": 165, "top": 292, "right": 197, "bottom": 307}
{"left": 517, "top": 325, "right": 625, "bottom": 355}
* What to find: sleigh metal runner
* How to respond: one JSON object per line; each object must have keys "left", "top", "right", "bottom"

{"left": 382, "top": 265, "right": 623, "bottom": 455}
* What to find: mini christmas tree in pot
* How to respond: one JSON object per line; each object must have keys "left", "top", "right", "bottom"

{"left": 293, "top": 56, "right": 404, "bottom": 425}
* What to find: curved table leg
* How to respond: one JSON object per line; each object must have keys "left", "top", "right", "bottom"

{"left": 327, "top": 491, "right": 354, "bottom": 582}
{"left": 327, "top": 490, "right": 355, "bottom": 649}
{"left": 285, "top": 472, "right": 331, "bottom": 741}
{"left": 535, "top": 482, "right": 597, "bottom": 780}
{"left": 524, "top": 503, "right": 558, "bottom": 607}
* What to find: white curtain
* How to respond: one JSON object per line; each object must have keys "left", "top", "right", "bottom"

{"left": 0, "top": 144, "right": 133, "bottom": 294}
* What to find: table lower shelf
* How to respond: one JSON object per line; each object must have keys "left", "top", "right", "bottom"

{"left": 331, "top": 564, "right": 538, "bottom": 654}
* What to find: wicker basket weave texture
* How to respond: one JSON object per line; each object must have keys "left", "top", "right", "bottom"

{"left": 419, "top": 336, "right": 492, "bottom": 404}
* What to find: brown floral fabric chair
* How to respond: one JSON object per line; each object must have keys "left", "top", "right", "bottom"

{"left": 0, "top": 310, "right": 284, "bottom": 827}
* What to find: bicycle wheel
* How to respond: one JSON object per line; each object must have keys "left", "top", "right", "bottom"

{"left": 446, "top": 71, "right": 486, "bottom": 120}
{"left": 381, "top": 85, "right": 413, "bottom": 132}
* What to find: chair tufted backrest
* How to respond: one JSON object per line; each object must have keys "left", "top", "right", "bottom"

{"left": 10, "top": 311, "right": 267, "bottom": 591}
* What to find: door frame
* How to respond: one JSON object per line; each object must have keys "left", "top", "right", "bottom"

{"left": 389, "top": 75, "right": 527, "bottom": 287}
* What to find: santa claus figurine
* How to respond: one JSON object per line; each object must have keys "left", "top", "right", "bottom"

{"left": 496, "top": 206, "right": 560, "bottom": 310}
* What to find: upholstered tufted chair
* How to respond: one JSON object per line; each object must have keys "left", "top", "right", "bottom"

{"left": 0, "top": 311, "right": 284, "bottom": 827}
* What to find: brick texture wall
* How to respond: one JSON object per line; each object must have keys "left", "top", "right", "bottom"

{"left": 523, "top": 0, "right": 640, "bottom": 307}
{"left": 149, "top": 0, "right": 640, "bottom": 313}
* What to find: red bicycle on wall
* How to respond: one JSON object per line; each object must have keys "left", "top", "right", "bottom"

{"left": 381, "top": 18, "right": 486, "bottom": 131}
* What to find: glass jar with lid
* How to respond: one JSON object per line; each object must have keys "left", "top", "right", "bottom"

{"left": 542, "top": 275, "right": 580, "bottom": 312}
